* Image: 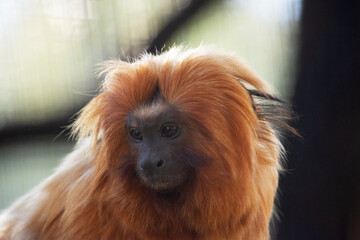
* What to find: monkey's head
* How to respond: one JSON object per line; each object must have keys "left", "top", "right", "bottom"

{"left": 126, "top": 97, "right": 194, "bottom": 191}
{"left": 73, "top": 46, "right": 293, "bottom": 236}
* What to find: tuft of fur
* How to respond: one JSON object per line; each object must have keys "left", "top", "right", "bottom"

{"left": 0, "top": 46, "right": 293, "bottom": 240}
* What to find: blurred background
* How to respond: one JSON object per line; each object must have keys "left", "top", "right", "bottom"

{"left": 0, "top": 0, "right": 358, "bottom": 239}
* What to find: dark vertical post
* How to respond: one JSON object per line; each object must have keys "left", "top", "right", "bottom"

{"left": 276, "top": 0, "right": 360, "bottom": 239}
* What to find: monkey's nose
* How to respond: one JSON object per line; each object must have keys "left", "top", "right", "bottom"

{"left": 140, "top": 159, "right": 166, "bottom": 175}
{"left": 156, "top": 160, "right": 165, "bottom": 168}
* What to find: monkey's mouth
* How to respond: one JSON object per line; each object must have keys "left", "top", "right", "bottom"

{"left": 138, "top": 172, "right": 188, "bottom": 191}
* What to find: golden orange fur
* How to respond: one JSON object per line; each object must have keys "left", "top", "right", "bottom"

{"left": 0, "top": 46, "right": 290, "bottom": 240}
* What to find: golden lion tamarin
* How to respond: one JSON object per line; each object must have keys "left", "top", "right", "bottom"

{"left": 0, "top": 46, "right": 293, "bottom": 240}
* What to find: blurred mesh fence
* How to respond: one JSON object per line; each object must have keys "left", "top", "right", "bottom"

{"left": 0, "top": 0, "right": 301, "bottom": 209}
{"left": 0, "top": 0, "right": 189, "bottom": 126}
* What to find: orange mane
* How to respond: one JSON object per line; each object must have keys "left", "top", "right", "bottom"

{"left": 71, "top": 46, "right": 282, "bottom": 239}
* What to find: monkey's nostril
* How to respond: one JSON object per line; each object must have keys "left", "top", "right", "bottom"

{"left": 157, "top": 160, "right": 165, "bottom": 168}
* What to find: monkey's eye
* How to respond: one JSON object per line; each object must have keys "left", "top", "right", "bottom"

{"left": 129, "top": 128, "right": 143, "bottom": 142}
{"left": 161, "top": 125, "right": 180, "bottom": 139}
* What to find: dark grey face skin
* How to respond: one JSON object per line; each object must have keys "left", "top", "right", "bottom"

{"left": 127, "top": 102, "right": 193, "bottom": 192}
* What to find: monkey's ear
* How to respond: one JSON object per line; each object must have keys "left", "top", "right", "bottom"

{"left": 248, "top": 88, "right": 299, "bottom": 141}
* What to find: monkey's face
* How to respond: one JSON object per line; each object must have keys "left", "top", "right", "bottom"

{"left": 126, "top": 100, "right": 193, "bottom": 192}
